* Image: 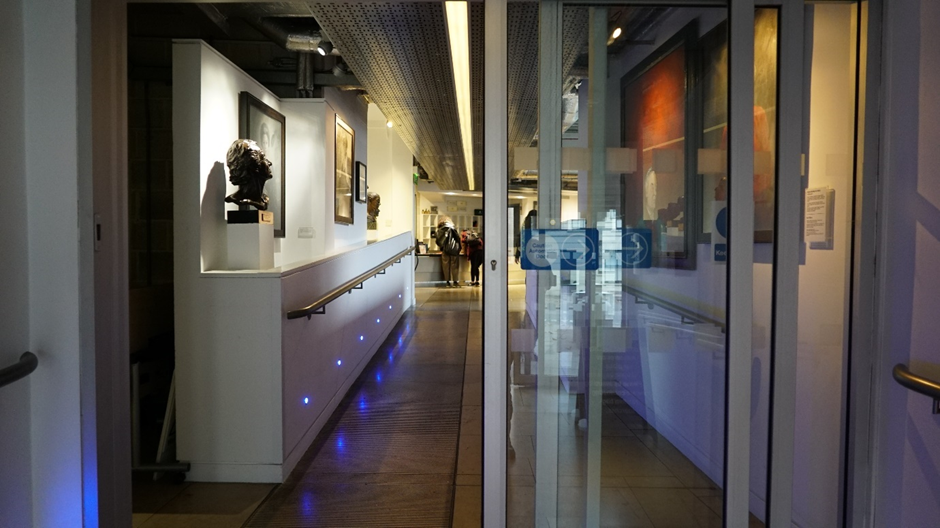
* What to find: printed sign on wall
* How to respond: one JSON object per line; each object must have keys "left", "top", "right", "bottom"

{"left": 619, "top": 228, "right": 652, "bottom": 268}
{"left": 713, "top": 201, "right": 727, "bottom": 262}
{"left": 521, "top": 229, "right": 600, "bottom": 270}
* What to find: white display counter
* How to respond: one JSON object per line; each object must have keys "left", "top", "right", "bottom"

{"left": 175, "top": 233, "right": 415, "bottom": 483}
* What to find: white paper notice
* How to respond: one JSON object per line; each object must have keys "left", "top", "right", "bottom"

{"left": 805, "top": 187, "right": 834, "bottom": 249}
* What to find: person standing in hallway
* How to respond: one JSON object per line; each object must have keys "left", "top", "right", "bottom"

{"left": 466, "top": 228, "right": 483, "bottom": 286}
{"left": 436, "top": 215, "right": 462, "bottom": 287}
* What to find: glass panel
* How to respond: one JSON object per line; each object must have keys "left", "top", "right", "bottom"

{"left": 751, "top": 7, "right": 778, "bottom": 525}
{"left": 792, "top": 3, "right": 860, "bottom": 525}
{"left": 502, "top": 4, "right": 786, "bottom": 525}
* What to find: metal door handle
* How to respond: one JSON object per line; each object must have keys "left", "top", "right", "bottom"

{"left": 490, "top": 259, "right": 497, "bottom": 271}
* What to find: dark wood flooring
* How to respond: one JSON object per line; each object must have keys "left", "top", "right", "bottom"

{"left": 244, "top": 286, "right": 480, "bottom": 527}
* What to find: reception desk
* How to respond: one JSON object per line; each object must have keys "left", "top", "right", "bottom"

{"left": 415, "top": 253, "right": 472, "bottom": 284}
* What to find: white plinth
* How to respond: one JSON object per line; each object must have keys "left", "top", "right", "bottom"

{"left": 227, "top": 223, "right": 274, "bottom": 270}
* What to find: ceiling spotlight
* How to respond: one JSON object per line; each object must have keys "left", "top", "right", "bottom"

{"left": 611, "top": 27, "right": 622, "bottom": 39}
{"left": 317, "top": 40, "right": 333, "bottom": 56}
{"left": 386, "top": 120, "right": 394, "bottom": 128}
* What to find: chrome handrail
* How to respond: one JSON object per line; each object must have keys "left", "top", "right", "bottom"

{"left": 287, "top": 246, "right": 414, "bottom": 320}
{"left": 626, "top": 285, "right": 726, "bottom": 332}
{"left": 0, "top": 352, "right": 38, "bottom": 389}
{"left": 893, "top": 363, "right": 940, "bottom": 414}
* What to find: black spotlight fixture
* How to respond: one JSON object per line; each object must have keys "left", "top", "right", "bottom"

{"left": 317, "top": 40, "right": 333, "bottom": 56}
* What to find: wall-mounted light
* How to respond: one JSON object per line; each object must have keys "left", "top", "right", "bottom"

{"left": 317, "top": 40, "right": 333, "bottom": 56}
{"left": 611, "top": 27, "right": 622, "bottom": 39}
{"left": 445, "top": 1, "right": 475, "bottom": 191}
{"left": 386, "top": 120, "right": 394, "bottom": 128}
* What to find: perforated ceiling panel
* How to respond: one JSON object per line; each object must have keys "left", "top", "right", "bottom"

{"left": 308, "top": 2, "right": 585, "bottom": 190}
{"left": 307, "top": 2, "right": 481, "bottom": 190}
{"left": 507, "top": 4, "right": 587, "bottom": 178}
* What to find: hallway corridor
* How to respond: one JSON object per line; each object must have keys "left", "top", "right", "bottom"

{"left": 243, "top": 286, "right": 483, "bottom": 526}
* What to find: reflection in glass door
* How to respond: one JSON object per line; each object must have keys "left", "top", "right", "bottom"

{"left": 491, "top": 1, "right": 780, "bottom": 526}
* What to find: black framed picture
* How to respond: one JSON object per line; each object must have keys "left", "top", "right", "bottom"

{"left": 334, "top": 117, "right": 355, "bottom": 224}
{"left": 239, "top": 92, "right": 286, "bottom": 237}
{"left": 697, "top": 12, "right": 779, "bottom": 244}
{"left": 620, "top": 22, "right": 698, "bottom": 269}
{"left": 356, "top": 162, "right": 367, "bottom": 203}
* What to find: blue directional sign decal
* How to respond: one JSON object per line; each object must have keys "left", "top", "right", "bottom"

{"left": 620, "top": 228, "right": 652, "bottom": 268}
{"left": 521, "top": 229, "right": 599, "bottom": 270}
{"left": 714, "top": 206, "right": 727, "bottom": 262}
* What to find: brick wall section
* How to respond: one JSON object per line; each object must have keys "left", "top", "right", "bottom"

{"left": 128, "top": 79, "right": 174, "bottom": 288}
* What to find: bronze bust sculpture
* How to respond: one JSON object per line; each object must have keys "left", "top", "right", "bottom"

{"left": 225, "top": 139, "right": 273, "bottom": 210}
{"left": 367, "top": 191, "right": 381, "bottom": 230}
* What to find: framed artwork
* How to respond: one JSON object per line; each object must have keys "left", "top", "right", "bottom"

{"left": 334, "top": 116, "right": 355, "bottom": 224}
{"left": 620, "top": 23, "right": 698, "bottom": 269}
{"left": 239, "top": 92, "right": 286, "bottom": 237}
{"left": 356, "top": 161, "right": 367, "bottom": 203}
{"left": 697, "top": 11, "right": 779, "bottom": 244}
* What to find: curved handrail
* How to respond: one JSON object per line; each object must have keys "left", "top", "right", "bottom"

{"left": 0, "top": 352, "right": 38, "bottom": 389}
{"left": 287, "top": 246, "right": 414, "bottom": 320}
{"left": 626, "top": 285, "right": 726, "bottom": 331}
{"left": 893, "top": 363, "right": 940, "bottom": 402}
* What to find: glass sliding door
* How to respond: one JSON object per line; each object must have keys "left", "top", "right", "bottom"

{"left": 488, "top": 1, "right": 770, "bottom": 525}
{"left": 483, "top": 0, "right": 866, "bottom": 525}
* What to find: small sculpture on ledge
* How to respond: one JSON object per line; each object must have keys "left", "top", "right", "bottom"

{"left": 367, "top": 191, "right": 381, "bottom": 230}
{"left": 225, "top": 139, "right": 273, "bottom": 211}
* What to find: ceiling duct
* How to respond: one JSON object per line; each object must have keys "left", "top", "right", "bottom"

{"left": 253, "top": 17, "right": 329, "bottom": 54}
{"left": 204, "top": 4, "right": 337, "bottom": 55}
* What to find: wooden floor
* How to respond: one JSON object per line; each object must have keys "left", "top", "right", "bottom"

{"left": 243, "top": 285, "right": 483, "bottom": 527}
{"left": 131, "top": 286, "right": 482, "bottom": 527}
{"left": 132, "top": 284, "right": 760, "bottom": 526}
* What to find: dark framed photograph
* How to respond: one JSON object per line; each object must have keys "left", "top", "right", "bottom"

{"left": 620, "top": 22, "right": 698, "bottom": 269}
{"left": 356, "top": 162, "right": 367, "bottom": 203}
{"left": 239, "top": 92, "right": 286, "bottom": 237}
{"left": 697, "top": 12, "right": 779, "bottom": 244}
{"left": 334, "top": 116, "right": 355, "bottom": 224}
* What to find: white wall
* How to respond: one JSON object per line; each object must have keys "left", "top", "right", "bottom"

{"left": 173, "top": 40, "right": 413, "bottom": 483}
{"left": 792, "top": 5, "right": 857, "bottom": 527}
{"left": 22, "top": 0, "right": 95, "bottom": 525}
{"left": 323, "top": 87, "right": 369, "bottom": 250}
{"left": 0, "top": 0, "right": 33, "bottom": 526}
{"left": 874, "top": 0, "right": 940, "bottom": 525}
{"left": 368, "top": 104, "right": 418, "bottom": 241}
{"left": 174, "top": 40, "right": 370, "bottom": 275}
{"left": 280, "top": 99, "right": 328, "bottom": 266}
